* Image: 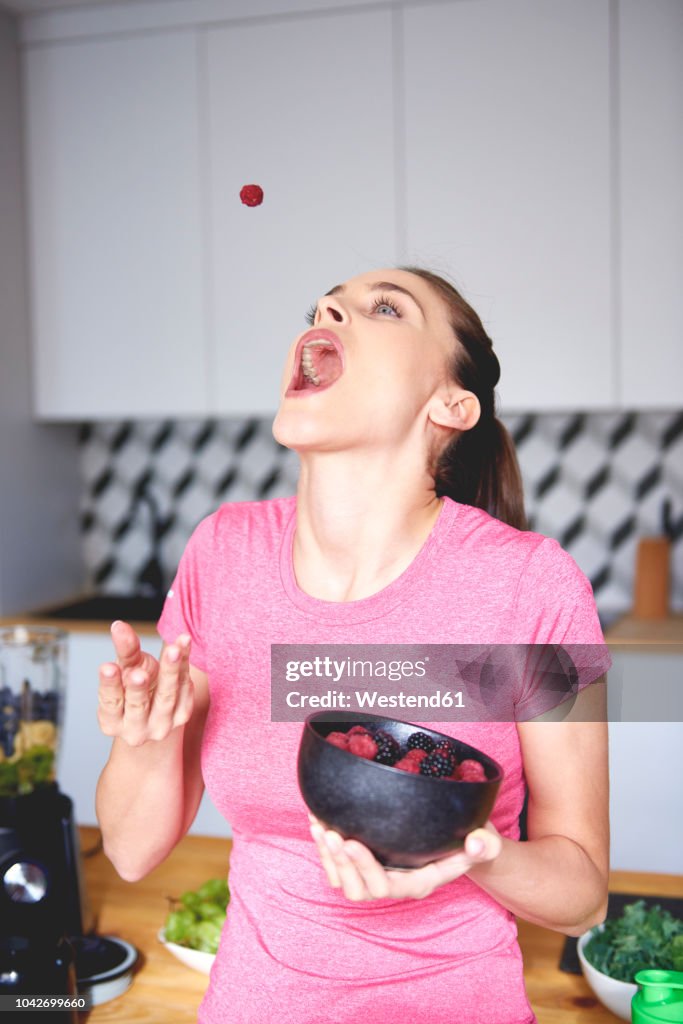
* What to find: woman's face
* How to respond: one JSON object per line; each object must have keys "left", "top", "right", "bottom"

{"left": 272, "top": 268, "right": 469, "bottom": 454}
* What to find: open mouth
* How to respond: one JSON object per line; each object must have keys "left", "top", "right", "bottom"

{"left": 286, "top": 334, "right": 345, "bottom": 397}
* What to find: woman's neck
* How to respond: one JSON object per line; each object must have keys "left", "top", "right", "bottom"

{"left": 292, "top": 452, "right": 443, "bottom": 602}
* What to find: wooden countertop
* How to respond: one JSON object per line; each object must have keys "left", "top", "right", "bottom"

{"left": 4, "top": 611, "right": 683, "bottom": 647}
{"left": 80, "top": 827, "right": 683, "bottom": 1023}
{"left": 603, "top": 612, "right": 683, "bottom": 650}
{"left": 0, "top": 615, "right": 160, "bottom": 637}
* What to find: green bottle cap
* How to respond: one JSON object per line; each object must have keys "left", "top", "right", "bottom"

{"left": 632, "top": 970, "right": 683, "bottom": 1023}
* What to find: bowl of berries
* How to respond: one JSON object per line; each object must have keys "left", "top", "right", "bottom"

{"left": 297, "top": 711, "right": 503, "bottom": 869}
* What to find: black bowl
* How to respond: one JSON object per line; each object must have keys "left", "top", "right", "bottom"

{"left": 297, "top": 711, "right": 504, "bottom": 869}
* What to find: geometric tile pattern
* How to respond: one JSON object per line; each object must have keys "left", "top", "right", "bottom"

{"left": 78, "top": 411, "right": 683, "bottom": 618}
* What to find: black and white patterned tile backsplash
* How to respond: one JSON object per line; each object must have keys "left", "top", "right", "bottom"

{"left": 78, "top": 411, "right": 683, "bottom": 617}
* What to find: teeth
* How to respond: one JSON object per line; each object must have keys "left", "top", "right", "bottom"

{"left": 300, "top": 339, "right": 333, "bottom": 387}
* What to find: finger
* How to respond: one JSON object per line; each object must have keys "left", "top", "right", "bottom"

{"left": 171, "top": 635, "right": 194, "bottom": 726}
{"left": 321, "top": 830, "right": 370, "bottom": 902}
{"left": 97, "top": 662, "right": 124, "bottom": 733}
{"left": 342, "top": 841, "right": 392, "bottom": 899}
{"left": 463, "top": 827, "right": 503, "bottom": 864}
{"left": 309, "top": 822, "right": 342, "bottom": 888}
{"left": 110, "top": 620, "right": 143, "bottom": 671}
{"left": 121, "top": 667, "right": 155, "bottom": 738}
{"left": 146, "top": 644, "right": 183, "bottom": 737}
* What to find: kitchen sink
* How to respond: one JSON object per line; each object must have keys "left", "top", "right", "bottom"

{"left": 38, "top": 594, "right": 166, "bottom": 623}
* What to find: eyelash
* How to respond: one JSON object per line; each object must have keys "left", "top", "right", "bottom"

{"left": 304, "top": 295, "right": 403, "bottom": 326}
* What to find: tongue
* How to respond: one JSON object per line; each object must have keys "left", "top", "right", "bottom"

{"left": 306, "top": 346, "right": 343, "bottom": 388}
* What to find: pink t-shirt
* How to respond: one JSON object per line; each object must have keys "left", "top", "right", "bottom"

{"left": 157, "top": 496, "right": 611, "bottom": 1024}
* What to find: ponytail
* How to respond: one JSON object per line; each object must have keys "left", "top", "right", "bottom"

{"left": 434, "top": 415, "right": 528, "bottom": 532}
{"left": 399, "top": 266, "right": 527, "bottom": 531}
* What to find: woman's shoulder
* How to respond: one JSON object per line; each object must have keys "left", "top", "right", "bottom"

{"left": 449, "top": 499, "right": 592, "bottom": 589}
{"left": 450, "top": 499, "right": 547, "bottom": 560}
{"left": 190, "top": 495, "right": 296, "bottom": 545}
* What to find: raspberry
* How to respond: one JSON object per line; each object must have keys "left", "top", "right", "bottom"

{"left": 458, "top": 759, "right": 487, "bottom": 782}
{"left": 347, "top": 725, "right": 370, "bottom": 736}
{"left": 406, "top": 732, "right": 435, "bottom": 753}
{"left": 405, "top": 748, "right": 428, "bottom": 763}
{"left": 326, "top": 731, "right": 349, "bottom": 750}
{"left": 419, "top": 752, "right": 454, "bottom": 778}
{"left": 373, "top": 731, "right": 400, "bottom": 766}
{"left": 239, "top": 184, "right": 264, "bottom": 207}
{"left": 394, "top": 756, "right": 420, "bottom": 774}
{"left": 348, "top": 733, "right": 378, "bottom": 760}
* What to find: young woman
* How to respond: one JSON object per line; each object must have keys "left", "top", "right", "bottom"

{"left": 96, "top": 267, "right": 611, "bottom": 1024}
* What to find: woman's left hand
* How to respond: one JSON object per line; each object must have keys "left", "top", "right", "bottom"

{"left": 308, "top": 815, "right": 503, "bottom": 901}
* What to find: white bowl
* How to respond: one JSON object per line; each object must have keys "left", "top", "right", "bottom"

{"left": 158, "top": 928, "right": 216, "bottom": 976}
{"left": 577, "top": 926, "right": 637, "bottom": 1021}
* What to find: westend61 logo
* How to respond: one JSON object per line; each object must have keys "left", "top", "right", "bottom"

{"left": 285, "top": 655, "right": 428, "bottom": 684}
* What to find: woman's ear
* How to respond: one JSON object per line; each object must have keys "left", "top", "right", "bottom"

{"left": 428, "top": 390, "right": 481, "bottom": 433}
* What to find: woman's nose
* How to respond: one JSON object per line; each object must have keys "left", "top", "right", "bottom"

{"left": 317, "top": 297, "right": 346, "bottom": 324}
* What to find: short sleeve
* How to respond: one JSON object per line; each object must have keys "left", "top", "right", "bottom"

{"left": 512, "top": 537, "right": 612, "bottom": 720}
{"left": 156, "top": 514, "right": 215, "bottom": 672}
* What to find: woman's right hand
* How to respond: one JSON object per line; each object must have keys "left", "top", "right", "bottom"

{"left": 97, "top": 620, "right": 194, "bottom": 747}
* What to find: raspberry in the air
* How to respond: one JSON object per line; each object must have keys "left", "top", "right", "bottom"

{"left": 240, "top": 184, "right": 264, "bottom": 206}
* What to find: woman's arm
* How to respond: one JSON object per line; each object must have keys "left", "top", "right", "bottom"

{"left": 96, "top": 623, "right": 210, "bottom": 882}
{"left": 467, "top": 677, "right": 609, "bottom": 936}
{"left": 309, "top": 679, "right": 609, "bottom": 938}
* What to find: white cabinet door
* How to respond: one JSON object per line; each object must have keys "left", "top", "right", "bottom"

{"left": 619, "top": 0, "right": 683, "bottom": 408}
{"left": 403, "top": 0, "right": 613, "bottom": 411}
{"left": 205, "top": 9, "right": 397, "bottom": 415}
{"left": 61, "top": 631, "right": 230, "bottom": 838}
{"left": 24, "top": 32, "right": 208, "bottom": 419}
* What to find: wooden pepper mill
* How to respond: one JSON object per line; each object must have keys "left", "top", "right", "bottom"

{"left": 633, "top": 501, "right": 673, "bottom": 620}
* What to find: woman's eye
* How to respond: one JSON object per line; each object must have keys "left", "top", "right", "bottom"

{"left": 371, "top": 296, "right": 401, "bottom": 318}
{"left": 304, "top": 303, "right": 317, "bottom": 326}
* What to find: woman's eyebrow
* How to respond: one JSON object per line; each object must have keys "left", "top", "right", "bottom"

{"left": 324, "top": 281, "right": 425, "bottom": 318}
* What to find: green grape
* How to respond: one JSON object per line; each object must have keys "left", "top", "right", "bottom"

{"left": 180, "top": 890, "right": 202, "bottom": 912}
{"left": 165, "top": 908, "right": 196, "bottom": 944}
{"left": 189, "top": 920, "right": 222, "bottom": 954}
{"left": 197, "top": 879, "right": 229, "bottom": 906}
{"left": 197, "top": 901, "right": 225, "bottom": 921}
{"left": 166, "top": 878, "right": 230, "bottom": 953}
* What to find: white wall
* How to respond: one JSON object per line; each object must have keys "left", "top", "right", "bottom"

{"left": 0, "top": 9, "right": 84, "bottom": 615}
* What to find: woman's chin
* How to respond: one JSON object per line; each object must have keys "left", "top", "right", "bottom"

{"left": 272, "top": 409, "right": 324, "bottom": 451}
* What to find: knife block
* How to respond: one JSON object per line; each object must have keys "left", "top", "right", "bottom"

{"left": 633, "top": 537, "right": 671, "bottom": 620}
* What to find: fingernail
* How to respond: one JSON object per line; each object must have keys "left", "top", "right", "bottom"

{"left": 167, "top": 646, "right": 180, "bottom": 663}
{"left": 102, "top": 665, "right": 116, "bottom": 678}
{"left": 469, "top": 839, "right": 484, "bottom": 856}
{"left": 110, "top": 620, "right": 122, "bottom": 632}
{"left": 130, "top": 669, "right": 145, "bottom": 685}
{"left": 324, "top": 833, "right": 343, "bottom": 854}
{"left": 177, "top": 634, "right": 191, "bottom": 647}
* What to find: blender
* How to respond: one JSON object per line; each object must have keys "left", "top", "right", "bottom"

{"left": 0, "top": 626, "right": 137, "bottom": 1015}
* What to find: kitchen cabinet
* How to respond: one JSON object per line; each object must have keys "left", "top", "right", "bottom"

{"left": 403, "top": 0, "right": 613, "bottom": 411}
{"left": 24, "top": 31, "right": 208, "bottom": 418}
{"left": 60, "top": 629, "right": 230, "bottom": 838}
{"left": 21, "top": 0, "right": 682, "bottom": 417}
{"left": 618, "top": 0, "right": 683, "bottom": 408}
{"left": 203, "top": 9, "right": 397, "bottom": 415}
{"left": 607, "top": 649, "right": 683, "bottom": 875}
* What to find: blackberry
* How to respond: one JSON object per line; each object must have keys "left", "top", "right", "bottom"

{"left": 407, "top": 731, "right": 435, "bottom": 753}
{"left": 433, "top": 742, "right": 457, "bottom": 769}
{"left": 419, "top": 752, "right": 454, "bottom": 778}
{"left": 374, "top": 731, "right": 400, "bottom": 766}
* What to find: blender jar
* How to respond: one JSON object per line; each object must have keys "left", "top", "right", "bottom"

{"left": 0, "top": 626, "right": 67, "bottom": 798}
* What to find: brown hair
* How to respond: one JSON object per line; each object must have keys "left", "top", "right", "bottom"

{"left": 400, "top": 266, "right": 527, "bottom": 531}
